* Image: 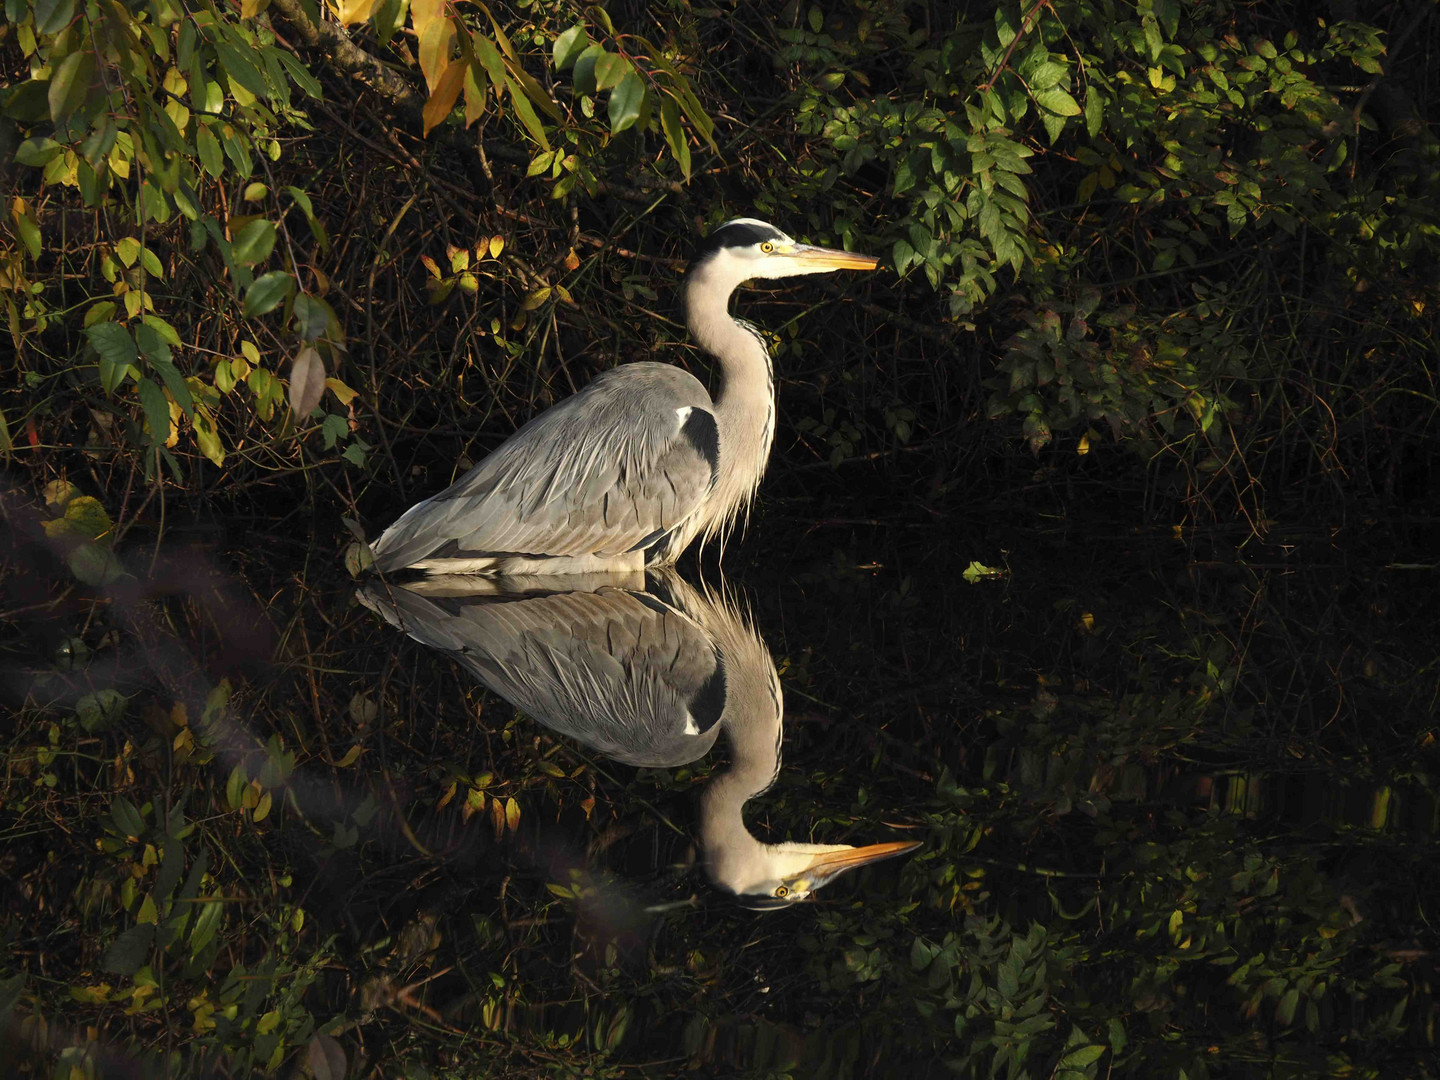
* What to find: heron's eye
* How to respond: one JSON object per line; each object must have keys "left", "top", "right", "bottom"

{"left": 760, "top": 242, "right": 774, "bottom": 253}
{"left": 775, "top": 885, "right": 788, "bottom": 898}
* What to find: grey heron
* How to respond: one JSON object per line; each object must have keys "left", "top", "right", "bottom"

{"left": 357, "top": 570, "right": 919, "bottom": 907}
{"left": 370, "top": 219, "right": 879, "bottom": 575}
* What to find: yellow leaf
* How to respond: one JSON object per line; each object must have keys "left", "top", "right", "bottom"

{"left": 437, "top": 781, "right": 457, "bottom": 810}
{"left": 410, "top": 0, "right": 445, "bottom": 30}
{"left": 334, "top": 744, "right": 364, "bottom": 767}
{"left": 253, "top": 790, "right": 272, "bottom": 822}
{"left": 488, "top": 235, "right": 504, "bottom": 258}
{"left": 505, "top": 796, "right": 520, "bottom": 831}
{"left": 418, "top": 16, "right": 457, "bottom": 94}
{"left": 335, "top": 0, "right": 377, "bottom": 23}
{"left": 137, "top": 895, "right": 158, "bottom": 924}
{"left": 423, "top": 61, "right": 466, "bottom": 135}
{"left": 324, "top": 377, "right": 358, "bottom": 406}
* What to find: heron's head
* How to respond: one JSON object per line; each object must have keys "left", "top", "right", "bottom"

{"left": 712, "top": 838, "right": 921, "bottom": 910}
{"left": 687, "top": 218, "right": 880, "bottom": 288}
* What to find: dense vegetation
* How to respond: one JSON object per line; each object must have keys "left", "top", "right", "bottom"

{"left": 2, "top": 0, "right": 1437, "bottom": 1076}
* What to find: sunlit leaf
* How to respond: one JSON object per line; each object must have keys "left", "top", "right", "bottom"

{"left": 505, "top": 76, "right": 550, "bottom": 149}
{"left": 660, "top": 93, "right": 691, "bottom": 179}
{"left": 243, "top": 271, "right": 293, "bottom": 316}
{"left": 34, "top": 0, "right": 75, "bottom": 35}
{"left": 231, "top": 219, "right": 276, "bottom": 267}
{"left": 289, "top": 346, "right": 326, "bottom": 417}
{"left": 593, "top": 52, "right": 627, "bottom": 92}
{"left": 463, "top": 60, "right": 488, "bottom": 126}
{"left": 607, "top": 71, "right": 644, "bottom": 134}
{"left": 48, "top": 49, "right": 95, "bottom": 125}
{"left": 335, "top": 0, "right": 377, "bottom": 23}
{"left": 422, "top": 60, "right": 466, "bottom": 135}
{"left": 1032, "top": 86, "right": 1081, "bottom": 116}
{"left": 418, "top": 14, "right": 456, "bottom": 93}
{"left": 553, "top": 24, "right": 589, "bottom": 71}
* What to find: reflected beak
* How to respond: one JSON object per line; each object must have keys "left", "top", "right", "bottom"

{"left": 789, "top": 244, "right": 882, "bottom": 272}
{"left": 802, "top": 840, "right": 922, "bottom": 888}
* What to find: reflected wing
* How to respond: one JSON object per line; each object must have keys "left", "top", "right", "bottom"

{"left": 358, "top": 576, "right": 727, "bottom": 767}
{"left": 372, "top": 364, "right": 718, "bottom": 572}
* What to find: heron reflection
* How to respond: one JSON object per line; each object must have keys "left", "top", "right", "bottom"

{"left": 358, "top": 570, "right": 918, "bottom": 907}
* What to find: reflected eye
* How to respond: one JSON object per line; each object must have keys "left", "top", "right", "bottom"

{"left": 775, "top": 885, "right": 788, "bottom": 898}
{"left": 760, "top": 242, "right": 774, "bottom": 253}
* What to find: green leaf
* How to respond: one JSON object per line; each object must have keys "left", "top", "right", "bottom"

{"left": 76, "top": 689, "right": 125, "bottom": 732}
{"left": 1058, "top": 1044, "right": 1107, "bottom": 1068}
{"left": 572, "top": 42, "right": 604, "bottom": 96}
{"left": 214, "top": 41, "right": 270, "bottom": 101}
{"left": 593, "top": 51, "right": 627, "bottom": 92}
{"left": 607, "top": 71, "right": 644, "bottom": 134}
{"left": 137, "top": 329, "right": 195, "bottom": 417}
{"left": 1084, "top": 91, "right": 1103, "bottom": 138}
{"left": 194, "top": 124, "right": 223, "bottom": 177}
{"left": 1033, "top": 86, "right": 1081, "bottom": 116}
{"left": 103, "top": 925, "right": 155, "bottom": 976}
{"left": 12, "top": 203, "right": 41, "bottom": 260}
{"left": 137, "top": 377, "right": 171, "bottom": 447}
{"left": 275, "top": 50, "right": 322, "bottom": 99}
{"left": 231, "top": 219, "right": 276, "bottom": 266}
{"left": 189, "top": 900, "right": 224, "bottom": 958}
{"left": 505, "top": 76, "right": 550, "bottom": 150}
{"left": 86, "top": 321, "right": 139, "bottom": 374}
{"left": 48, "top": 49, "right": 95, "bottom": 125}
{"left": 553, "top": 24, "right": 589, "bottom": 71}
{"left": 473, "top": 34, "right": 506, "bottom": 89}
{"left": 34, "top": 0, "right": 75, "bottom": 35}
{"left": 14, "top": 137, "right": 64, "bottom": 167}
{"left": 660, "top": 93, "right": 691, "bottom": 179}
{"left": 1027, "top": 60, "right": 1067, "bottom": 91}
{"left": 243, "top": 271, "right": 293, "bottom": 316}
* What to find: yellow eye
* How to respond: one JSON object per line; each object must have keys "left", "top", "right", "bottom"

{"left": 760, "top": 242, "right": 774, "bottom": 253}
{"left": 775, "top": 885, "right": 788, "bottom": 897}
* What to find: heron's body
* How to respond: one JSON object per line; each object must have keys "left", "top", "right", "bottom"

{"left": 358, "top": 570, "right": 919, "bottom": 906}
{"left": 370, "top": 219, "right": 877, "bottom": 575}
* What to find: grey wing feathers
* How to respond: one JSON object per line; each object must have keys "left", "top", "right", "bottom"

{"left": 372, "top": 364, "right": 718, "bottom": 571}
{"left": 357, "top": 580, "right": 726, "bottom": 767}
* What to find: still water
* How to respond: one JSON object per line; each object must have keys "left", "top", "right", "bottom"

{"left": 8, "top": 501, "right": 1436, "bottom": 1078}
{"left": 329, "top": 512, "right": 1439, "bottom": 1077}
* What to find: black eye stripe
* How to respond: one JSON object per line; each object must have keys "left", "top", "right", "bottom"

{"left": 689, "top": 220, "right": 788, "bottom": 262}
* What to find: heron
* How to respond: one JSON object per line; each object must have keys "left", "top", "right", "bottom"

{"left": 370, "top": 219, "right": 879, "bottom": 575}
{"left": 358, "top": 570, "right": 920, "bottom": 907}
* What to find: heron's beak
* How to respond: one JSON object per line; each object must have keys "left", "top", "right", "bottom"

{"left": 800, "top": 840, "right": 922, "bottom": 889}
{"left": 789, "top": 244, "right": 882, "bottom": 272}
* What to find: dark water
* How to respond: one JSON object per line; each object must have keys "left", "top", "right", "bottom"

{"left": 7, "top": 487, "right": 1438, "bottom": 1078}
{"left": 326, "top": 503, "right": 1439, "bottom": 1077}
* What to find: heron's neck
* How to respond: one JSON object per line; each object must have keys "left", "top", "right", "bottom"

{"left": 684, "top": 269, "right": 776, "bottom": 544}
{"left": 698, "top": 654, "right": 783, "bottom": 888}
